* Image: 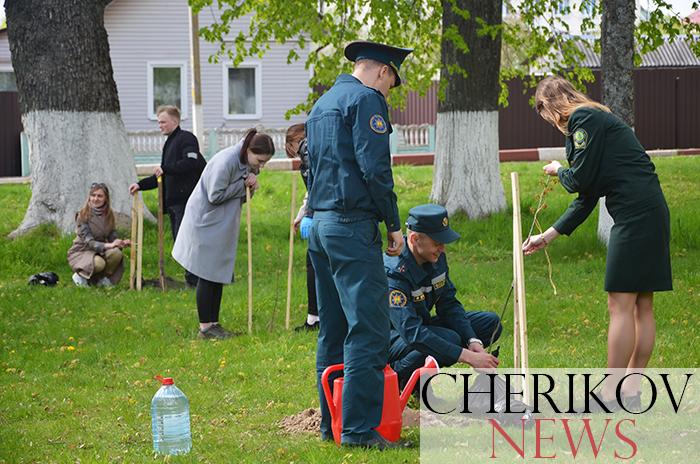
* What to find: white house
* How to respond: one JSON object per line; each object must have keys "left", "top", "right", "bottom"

{"left": 0, "top": 0, "right": 310, "bottom": 134}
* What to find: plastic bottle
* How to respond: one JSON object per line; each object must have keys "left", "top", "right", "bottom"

{"left": 151, "top": 376, "right": 192, "bottom": 455}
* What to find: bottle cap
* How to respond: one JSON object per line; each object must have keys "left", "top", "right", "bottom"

{"left": 155, "top": 375, "right": 174, "bottom": 385}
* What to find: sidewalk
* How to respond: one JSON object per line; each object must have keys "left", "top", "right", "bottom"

{"left": 3, "top": 148, "right": 698, "bottom": 183}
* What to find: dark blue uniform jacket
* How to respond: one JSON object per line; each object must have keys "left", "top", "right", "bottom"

{"left": 384, "top": 243, "right": 478, "bottom": 365}
{"left": 305, "top": 74, "right": 400, "bottom": 231}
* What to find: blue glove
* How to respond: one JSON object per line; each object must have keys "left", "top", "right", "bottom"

{"left": 300, "top": 216, "right": 313, "bottom": 240}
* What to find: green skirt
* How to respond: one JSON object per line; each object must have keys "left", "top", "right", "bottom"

{"left": 605, "top": 200, "right": 672, "bottom": 292}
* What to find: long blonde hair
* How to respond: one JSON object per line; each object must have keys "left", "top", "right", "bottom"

{"left": 77, "top": 183, "right": 115, "bottom": 230}
{"left": 535, "top": 76, "right": 610, "bottom": 134}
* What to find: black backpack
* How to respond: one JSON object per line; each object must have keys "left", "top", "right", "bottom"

{"left": 28, "top": 272, "right": 60, "bottom": 286}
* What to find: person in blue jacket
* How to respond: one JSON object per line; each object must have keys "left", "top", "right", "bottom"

{"left": 385, "top": 204, "right": 501, "bottom": 389}
{"left": 305, "top": 41, "right": 411, "bottom": 449}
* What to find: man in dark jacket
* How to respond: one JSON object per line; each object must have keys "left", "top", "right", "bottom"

{"left": 129, "top": 105, "right": 206, "bottom": 287}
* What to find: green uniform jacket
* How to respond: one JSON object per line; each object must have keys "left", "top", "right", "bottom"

{"left": 553, "top": 106, "right": 672, "bottom": 292}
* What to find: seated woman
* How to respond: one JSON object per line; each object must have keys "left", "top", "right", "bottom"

{"left": 67, "top": 182, "right": 130, "bottom": 287}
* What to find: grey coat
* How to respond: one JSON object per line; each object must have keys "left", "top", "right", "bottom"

{"left": 172, "top": 140, "right": 250, "bottom": 284}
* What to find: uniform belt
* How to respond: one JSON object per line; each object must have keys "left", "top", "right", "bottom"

{"left": 313, "top": 210, "right": 378, "bottom": 224}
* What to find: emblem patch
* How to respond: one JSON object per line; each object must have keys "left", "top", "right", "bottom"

{"left": 442, "top": 217, "right": 448, "bottom": 227}
{"left": 370, "top": 114, "right": 388, "bottom": 134}
{"left": 389, "top": 289, "right": 407, "bottom": 307}
{"left": 573, "top": 129, "right": 588, "bottom": 149}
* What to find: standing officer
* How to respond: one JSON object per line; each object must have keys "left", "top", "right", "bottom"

{"left": 129, "top": 105, "right": 206, "bottom": 287}
{"left": 306, "top": 41, "right": 412, "bottom": 449}
{"left": 386, "top": 204, "right": 501, "bottom": 388}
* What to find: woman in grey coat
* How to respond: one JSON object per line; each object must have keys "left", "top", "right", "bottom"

{"left": 172, "top": 129, "right": 275, "bottom": 339}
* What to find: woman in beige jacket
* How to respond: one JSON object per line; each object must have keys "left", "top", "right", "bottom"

{"left": 67, "top": 183, "right": 130, "bottom": 287}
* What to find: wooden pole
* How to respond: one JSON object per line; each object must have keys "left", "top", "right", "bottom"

{"left": 246, "top": 185, "right": 253, "bottom": 334}
{"left": 136, "top": 194, "right": 144, "bottom": 291}
{"left": 511, "top": 172, "right": 529, "bottom": 402}
{"left": 129, "top": 193, "right": 138, "bottom": 290}
{"left": 188, "top": 7, "right": 204, "bottom": 143}
{"left": 157, "top": 176, "right": 167, "bottom": 292}
{"left": 285, "top": 174, "right": 297, "bottom": 330}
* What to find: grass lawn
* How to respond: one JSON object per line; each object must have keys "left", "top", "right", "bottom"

{"left": 0, "top": 157, "right": 698, "bottom": 463}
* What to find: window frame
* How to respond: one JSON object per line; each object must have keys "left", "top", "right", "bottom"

{"left": 146, "top": 61, "right": 188, "bottom": 120}
{"left": 222, "top": 61, "right": 262, "bottom": 120}
{"left": 0, "top": 65, "right": 17, "bottom": 92}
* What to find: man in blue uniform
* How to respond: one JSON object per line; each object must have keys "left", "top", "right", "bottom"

{"left": 305, "top": 41, "right": 412, "bottom": 449}
{"left": 385, "top": 204, "right": 502, "bottom": 389}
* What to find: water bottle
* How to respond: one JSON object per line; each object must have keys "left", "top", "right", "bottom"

{"left": 151, "top": 376, "right": 192, "bottom": 455}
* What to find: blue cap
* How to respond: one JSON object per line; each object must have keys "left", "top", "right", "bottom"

{"left": 344, "top": 41, "right": 413, "bottom": 87}
{"left": 406, "top": 204, "right": 460, "bottom": 244}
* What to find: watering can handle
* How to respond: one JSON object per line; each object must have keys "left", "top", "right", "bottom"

{"left": 321, "top": 364, "right": 345, "bottom": 420}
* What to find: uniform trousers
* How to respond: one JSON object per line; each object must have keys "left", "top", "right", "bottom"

{"left": 389, "top": 312, "right": 502, "bottom": 386}
{"left": 309, "top": 211, "right": 390, "bottom": 444}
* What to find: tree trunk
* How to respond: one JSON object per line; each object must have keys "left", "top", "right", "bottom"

{"left": 598, "top": 0, "right": 635, "bottom": 245}
{"left": 5, "top": 0, "right": 137, "bottom": 236}
{"left": 431, "top": 0, "right": 506, "bottom": 219}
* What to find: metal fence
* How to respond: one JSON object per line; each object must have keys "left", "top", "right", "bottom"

{"left": 129, "top": 124, "right": 436, "bottom": 164}
{"left": 388, "top": 68, "right": 700, "bottom": 150}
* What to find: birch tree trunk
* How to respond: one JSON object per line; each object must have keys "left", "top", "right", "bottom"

{"left": 5, "top": 0, "right": 137, "bottom": 236}
{"left": 431, "top": 0, "right": 506, "bottom": 219}
{"left": 598, "top": 0, "right": 635, "bottom": 245}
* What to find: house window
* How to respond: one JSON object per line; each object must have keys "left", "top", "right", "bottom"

{"left": 0, "top": 71, "right": 17, "bottom": 91}
{"left": 223, "top": 62, "right": 262, "bottom": 119}
{"left": 147, "top": 62, "right": 187, "bottom": 119}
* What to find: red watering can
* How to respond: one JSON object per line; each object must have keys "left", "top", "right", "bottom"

{"left": 321, "top": 356, "right": 439, "bottom": 444}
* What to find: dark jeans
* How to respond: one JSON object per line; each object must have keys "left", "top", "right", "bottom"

{"left": 168, "top": 203, "right": 198, "bottom": 287}
{"left": 306, "top": 250, "right": 318, "bottom": 316}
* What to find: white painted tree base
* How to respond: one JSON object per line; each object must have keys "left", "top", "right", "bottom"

{"left": 431, "top": 111, "right": 506, "bottom": 218}
{"left": 10, "top": 111, "right": 143, "bottom": 236}
{"left": 597, "top": 197, "right": 614, "bottom": 246}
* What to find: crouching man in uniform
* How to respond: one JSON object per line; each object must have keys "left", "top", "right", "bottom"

{"left": 385, "top": 204, "right": 502, "bottom": 388}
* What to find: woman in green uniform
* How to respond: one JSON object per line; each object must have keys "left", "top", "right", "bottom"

{"left": 523, "top": 76, "right": 672, "bottom": 410}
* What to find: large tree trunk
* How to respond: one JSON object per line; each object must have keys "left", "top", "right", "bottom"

{"left": 598, "top": 0, "right": 635, "bottom": 245}
{"left": 6, "top": 0, "right": 137, "bottom": 236}
{"left": 431, "top": 0, "right": 506, "bottom": 218}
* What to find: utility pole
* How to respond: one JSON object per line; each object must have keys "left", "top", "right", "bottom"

{"left": 189, "top": 7, "right": 204, "bottom": 143}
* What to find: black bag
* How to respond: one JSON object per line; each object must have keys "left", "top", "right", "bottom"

{"left": 28, "top": 272, "right": 60, "bottom": 286}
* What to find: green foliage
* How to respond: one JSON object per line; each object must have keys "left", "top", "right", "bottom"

{"left": 190, "top": 0, "right": 443, "bottom": 116}
{"left": 189, "top": 0, "right": 700, "bottom": 116}
{"left": 503, "top": 0, "right": 700, "bottom": 100}
{"left": 1, "top": 158, "right": 699, "bottom": 461}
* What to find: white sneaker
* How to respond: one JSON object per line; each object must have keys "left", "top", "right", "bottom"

{"left": 97, "top": 277, "right": 113, "bottom": 288}
{"left": 72, "top": 273, "right": 89, "bottom": 287}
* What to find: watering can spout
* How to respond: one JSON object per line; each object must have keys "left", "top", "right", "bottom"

{"left": 399, "top": 355, "right": 439, "bottom": 410}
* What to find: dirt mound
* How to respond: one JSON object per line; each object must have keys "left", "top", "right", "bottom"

{"left": 279, "top": 407, "right": 424, "bottom": 436}
{"left": 279, "top": 408, "right": 322, "bottom": 435}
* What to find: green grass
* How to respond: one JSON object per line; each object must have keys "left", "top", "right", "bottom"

{"left": 1, "top": 157, "right": 698, "bottom": 463}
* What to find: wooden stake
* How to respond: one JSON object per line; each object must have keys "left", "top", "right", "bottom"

{"left": 129, "top": 193, "right": 138, "bottom": 290}
{"left": 511, "top": 172, "right": 529, "bottom": 401}
{"left": 157, "top": 176, "right": 167, "bottom": 292}
{"left": 246, "top": 185, "right": 253, "bottom": 334}
{"left": 285, "top": 174, "right": 297, "bottom": 330}
{"left": 136, "top": 194, "right": 144, "bottom": 291}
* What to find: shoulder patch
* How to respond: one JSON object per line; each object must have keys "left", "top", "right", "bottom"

{"left": 370, "top": 114, "right": 388, "bottom": 134}
{"left": 187, "top": 152, "right": 198, "bottom": 159}
{"left": 573, "top": 129, "right": 588, "bottom": 149}
{"left": 389, "top": 289, "right": 408, "bottom": 307}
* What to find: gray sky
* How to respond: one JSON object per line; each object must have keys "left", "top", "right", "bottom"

{"left": 0, "top": 0, "right": 697, "bottom": 28}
